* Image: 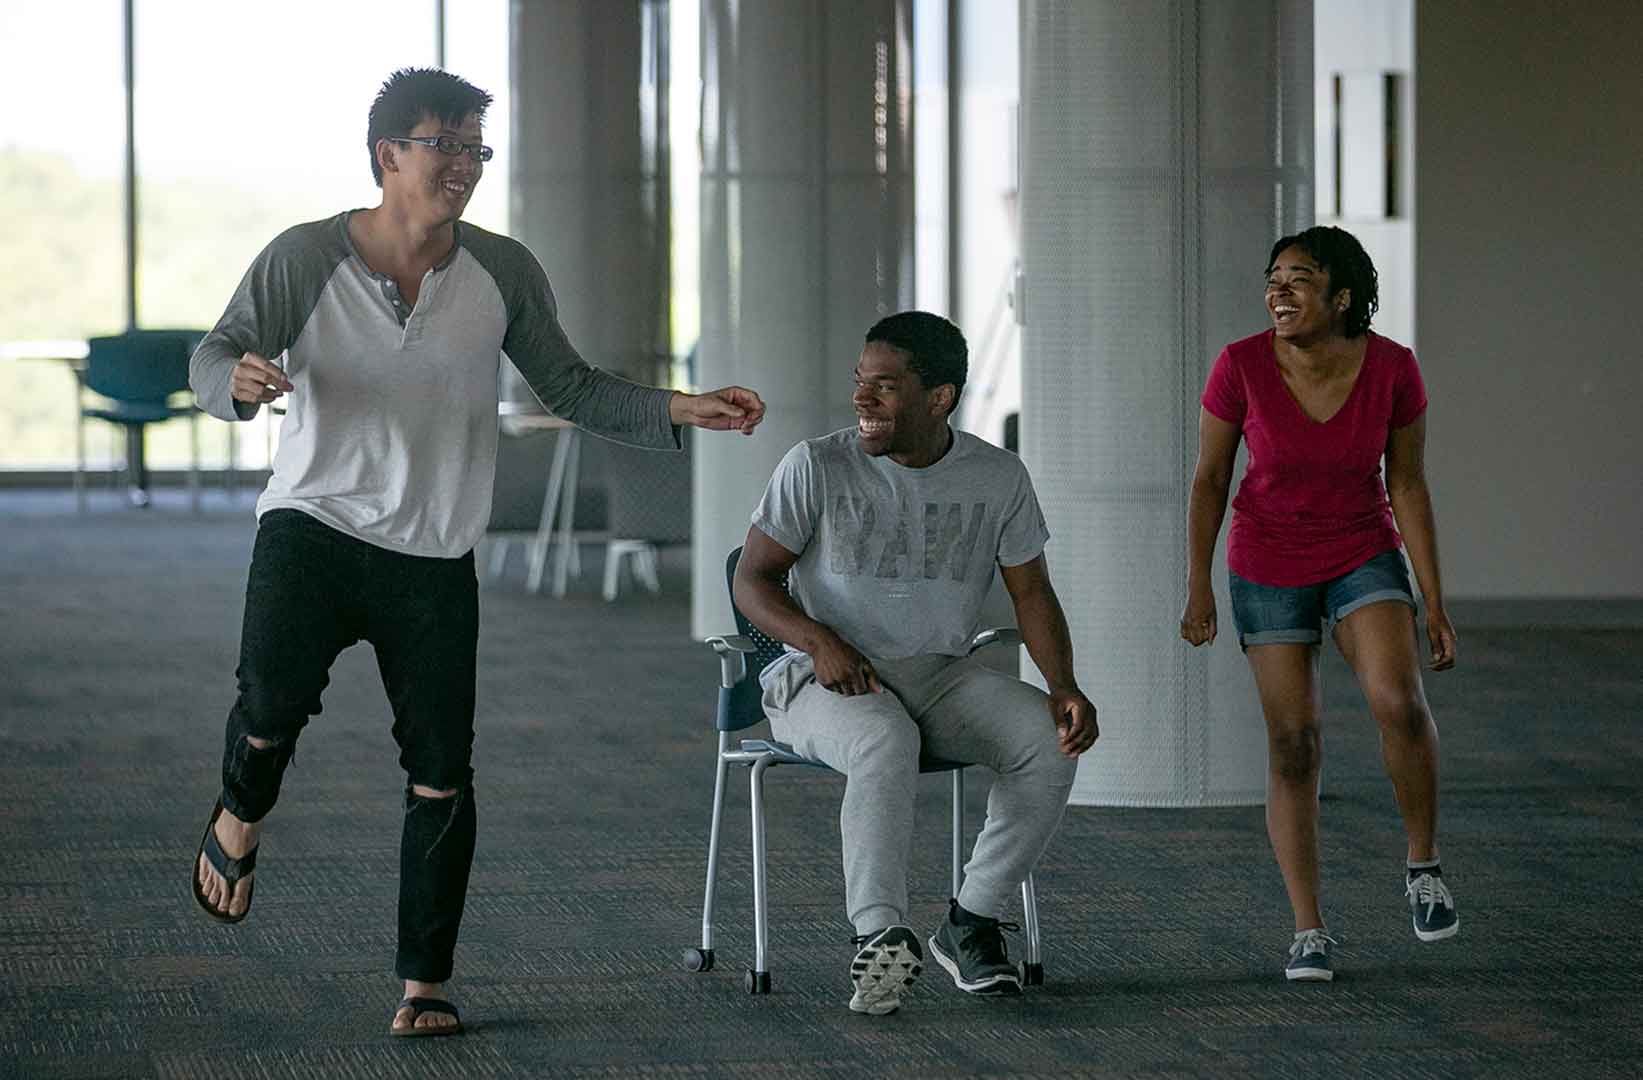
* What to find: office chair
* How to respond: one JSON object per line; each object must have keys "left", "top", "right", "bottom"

{"left": 78, "top": 330, "right": 205, "bottom": 509}
{"left": 685, "top": 546, "right": 1044, "bottom": 994}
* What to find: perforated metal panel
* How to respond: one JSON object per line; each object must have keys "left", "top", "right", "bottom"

{"left": 1019, "top": 0, "right": 1312, "bottom": 807}
{"left": 724, "top": 547, "right": 792, "bottom": 683}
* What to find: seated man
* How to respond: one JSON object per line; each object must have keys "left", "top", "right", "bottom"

{"left": 734, "top": 310, "right": 1098, "bottom": 1016}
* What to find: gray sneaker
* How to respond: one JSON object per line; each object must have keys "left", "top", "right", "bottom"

{"left": 1285, "top": 928, "right": 1337, "bottom": 982}
{"left": 1407, "top": 871, "right": 1460, "bottom": 941}
{"left": 927, "top": 899, "right": 1023, "bottom": 996}
{"left": 848, "top": 925, "right": 924, "bottom": 1015}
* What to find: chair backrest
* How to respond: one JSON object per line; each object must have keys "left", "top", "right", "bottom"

{"left": 717, "top": 546, "right": 792, "bottom": 732}
{"left": 83, "top": 330, "right": 202, "bottom": 404}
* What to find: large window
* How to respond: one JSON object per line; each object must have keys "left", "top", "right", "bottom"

{"left": 444, "top": 0, "right": 512, "bottom": 235}
{"left": 0, "top": 1, "right": 510, "bottom": 472}
{"left": 668, "top": 0, "right": 700, "bottom": 390}
{"left": 953, "top": 0, "right": 1020, "bottom": 448}
{"left": 0, "top": 2, "right": 125, "bottom": 467}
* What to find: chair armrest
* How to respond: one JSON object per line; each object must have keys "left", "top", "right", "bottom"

{"left": 705, "top": 634, "right": 757, "bottom": 688}
{"left": 707, "top": 634, "right": 757, "bottom": 655}
{"left": 966, "top": 627, "right": 1021, "bottom": 654}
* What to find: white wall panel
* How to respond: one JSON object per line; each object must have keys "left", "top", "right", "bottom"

{"left": 1020, "top": 0, "right": 1311, "bottom": 806}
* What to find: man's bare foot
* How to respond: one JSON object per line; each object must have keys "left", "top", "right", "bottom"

{"left": 195, "top": 805, "right": 261, "bottom": 918}
{"left": 393, "top": 980, "right": 460, "bottom": 1033}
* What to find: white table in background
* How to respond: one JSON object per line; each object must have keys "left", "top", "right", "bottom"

{"left": 495, "top": 402, "right": 584, "bottom": 596}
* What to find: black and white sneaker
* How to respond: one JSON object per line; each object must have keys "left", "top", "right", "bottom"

{"left": 1407, "top": 870, "right": 1460, "bottom": 941}
{"left": 848, "top": 925, "right": 924, "bottom": 1015}
{"left": 1285, "top": 928, "right": 1337, "bottom": 982}
{"left": 928, "top": 899, "right": 1023, "bottom": 996}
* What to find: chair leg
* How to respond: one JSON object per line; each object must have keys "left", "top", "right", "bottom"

{"left": 950, "top": 768, "right": 965, "bottom": 899}
{"left": 1020, "top": 873, "right": 1044, "bottom": 985}
{"left": 748, "top": 757, "right": 774, "bottom": 992}
{"left": 685, "top": 733, "right": 732, "bottom": 973}
{"left": 124, "top": 426, "right": 150, "bottom": 508}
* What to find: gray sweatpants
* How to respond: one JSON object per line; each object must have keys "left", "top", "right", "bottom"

{"left": 761, "top": 651, "right": 1077, "bottom": 936}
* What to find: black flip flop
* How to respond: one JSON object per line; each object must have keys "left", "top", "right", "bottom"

{"left": 391, "top": 996, "right": 464, "bottom": 1037}
{"left": 191, "top": 798, "right": 257, "bottom": 924}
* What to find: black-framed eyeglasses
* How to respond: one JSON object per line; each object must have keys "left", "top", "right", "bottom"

{"left": 387, "top": 135, "right": 493, "bottom": 162}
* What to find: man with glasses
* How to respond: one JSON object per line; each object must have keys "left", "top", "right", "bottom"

{"left": 186, "top": 67, "right": 765, "bottom": 1037}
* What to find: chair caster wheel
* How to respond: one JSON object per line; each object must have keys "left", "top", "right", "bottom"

{"left": 684, "top": 947, "right": 715, "bottom": 972}
{"left": 1019, "top": 961, "right": 1044, "bottom": 987}
{"left": 745, "top": 969, "right": 770, "bottom": 994}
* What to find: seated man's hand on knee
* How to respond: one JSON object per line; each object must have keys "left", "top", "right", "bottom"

{"left": 1048, "top": 689, "right": 1098, "bottom": 757}
{"left": 813, "top": 631, "right": 884, "bottom": 697}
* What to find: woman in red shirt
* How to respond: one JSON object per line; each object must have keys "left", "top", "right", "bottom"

{"left": 1181, "top": 226, "right": 1459, "bottom": 982}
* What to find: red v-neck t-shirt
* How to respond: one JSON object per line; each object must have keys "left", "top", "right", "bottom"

{"left": 1201, "top": 329, "right": 1427, "bottom": 587}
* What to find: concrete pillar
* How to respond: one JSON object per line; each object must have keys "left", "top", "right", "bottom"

{"left": 510, "top": 0, "right": 670, "bottom": 390}
{"left": 691, "top": 0, "right": 914, "bottom": 638}
{"left": 1018, "top": 0, "right": 1313, "bottom": 806}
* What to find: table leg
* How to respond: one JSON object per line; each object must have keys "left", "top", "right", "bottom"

{"left": 526, "top": 427, "right": 572, "bottom": 594}
{"left": 551, "top": 430, "right": 582, "bottom": 597}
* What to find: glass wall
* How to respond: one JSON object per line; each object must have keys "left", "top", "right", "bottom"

{"left": 952, "top": 0, "right": 1019, "bottom": 449}
{"left": 0, "top": 1, "right": 125, "bottom": 467}
{"left": 0, "top": 1, "right": 510, "bottom": 472}
{"left": 443, "top": 0, "right": 512, "bottom": 235}
{"left": 668, "top": 0, "right": 701, "bottom": 390}
{"left": 912, "top": 0, "right": 950, "bottom": 316}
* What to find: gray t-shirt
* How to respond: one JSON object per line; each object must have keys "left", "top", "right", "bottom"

{"left": 751, "top": 427, "right": 1049, "bottom": 666}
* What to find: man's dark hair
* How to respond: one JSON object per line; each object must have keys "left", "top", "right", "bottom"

{"left": 367, "top": 67, "right": 494, "bottom": 186}
{"left": 865, "top": 311, "right": 968, "bottom": 415}
{"left": 1266, "top": 225, "right": 1380, "bottom": 337}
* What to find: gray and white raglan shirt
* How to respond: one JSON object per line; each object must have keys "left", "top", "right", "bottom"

{"left": 751, "top": 427, "right": 1050, "bottom": 676}
{"left": 190, "top": 211, "right": 678, "bottom": 558}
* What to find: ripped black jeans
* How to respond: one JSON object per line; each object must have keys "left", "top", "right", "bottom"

{"left": 220, "top": 509, "right": 479, "bottom": 982}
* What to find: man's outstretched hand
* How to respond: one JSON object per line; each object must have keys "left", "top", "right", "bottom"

{"left": 670, "top": 386, "right": 765, "bottom": 435}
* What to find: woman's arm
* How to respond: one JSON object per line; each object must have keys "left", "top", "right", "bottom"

{"left": 1385, "top": 414, "right": 1457, "bottom": 670}
{"left": 1181, "top": 408, "right": 1241, "bottom": 646}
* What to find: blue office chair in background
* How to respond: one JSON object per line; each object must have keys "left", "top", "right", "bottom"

{"left": 78, "top": 330, "right": 206, "bottom": 509}
{"left": 685, "top": 547, "right": 1045, "bottom": 994}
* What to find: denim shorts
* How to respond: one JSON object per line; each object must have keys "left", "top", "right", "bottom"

{"left": 1228, "top": 549, "right": 1415, "bottom": 648}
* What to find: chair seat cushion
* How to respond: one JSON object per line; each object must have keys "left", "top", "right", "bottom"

{"left": 83, "top": 403, "right": 192, "bottom": 425}
{"left": 739, "top": 738, "right": 966, "bottom": 774}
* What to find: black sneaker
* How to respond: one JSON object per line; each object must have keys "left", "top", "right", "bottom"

{"left": 927, "top": 899, "right": 1023, "bottom": 996}
{"left": 848, "top": 925, "right": 924, "bottom": 1015}
{"left": 1407, "top": 870, "right": 1460, "bottom": 941}
{"left": 1284, "top": 927, "right": 1337, "bottom": 982}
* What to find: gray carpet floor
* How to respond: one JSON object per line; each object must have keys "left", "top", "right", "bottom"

{"left": 2, "top": 489, "right": 1640, "bottom": 1078}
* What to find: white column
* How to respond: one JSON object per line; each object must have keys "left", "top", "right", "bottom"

{"left": 691, "top": 0, "right": 914, "bottom": 638}
{"left": 510, "top": 0, "right": 670, "bottom": 388}
{"left": 1019, "top": 0, "right": 1313, "bottom": 806}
